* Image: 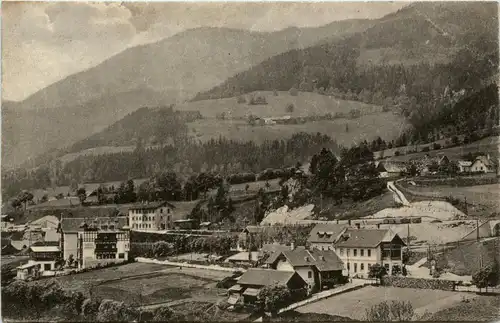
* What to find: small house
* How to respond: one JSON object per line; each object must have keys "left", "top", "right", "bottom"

{"left": 470, "top": 155, "right": 495, "bottom": 173}
{"left": 230, "top": 268, "right": 307, "bottom": 305}
{"left": 457, "top": 160, "right": 472, "bottom": 173}
{"left": 376, "top": 161, "right": 407, "bottom": 178}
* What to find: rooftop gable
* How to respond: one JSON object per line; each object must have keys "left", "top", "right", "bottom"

{"left": 308, "top": 223, "right": 348, "bottom": 244}
{"left": 335, "top": 228, "right": 391, "bottom": 248}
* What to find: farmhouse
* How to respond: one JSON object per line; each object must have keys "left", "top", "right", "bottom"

{"left": 457, "top": 160, "right": 472, "bottom": 173}
{"left": 229, "top": 268, "right": 307, "bottom": 305}
{"left": 470, "top": 155, "right": 495, "bottom": 173}
{"left": 128, "top": 201, "right": 175, "bottom": 231}
{"left": 264, "top": 244, "right": 345, "bottom": 292}
{"left": 307, "top": 223, "right": 349, "bottom": 251}
{"left": 59, "top": 216, "right": 130, "bottom": 269}
{"left": 376, "top": 161, "right": 407, "bottom": 178}
{"left": 333, "top": 228, "right": 406, "bottom": 277}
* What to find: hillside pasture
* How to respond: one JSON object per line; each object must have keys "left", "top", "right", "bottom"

{"left": 179, "top": 91, "right": 385, "bottom": 119}
{"left": 295, "top": 286, "right": 475, "bottom": 320}
{"left": 188, "top": 111, "right": 407, "bottom": 147}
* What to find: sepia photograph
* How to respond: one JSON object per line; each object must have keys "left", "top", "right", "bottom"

{"left": 1, "top": 1, "right": 500, "bottom": 322}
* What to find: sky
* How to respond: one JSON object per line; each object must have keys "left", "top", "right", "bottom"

{"left": 2, "top": 1, "right": 408, "bottom": 101}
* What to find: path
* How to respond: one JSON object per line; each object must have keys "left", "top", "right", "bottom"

{"left": 387, "top": 181, "right": 410, "bottom": 206}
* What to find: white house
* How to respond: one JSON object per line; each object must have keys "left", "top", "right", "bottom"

{"left": 470, "top": 155, "right": 495, "bottom": 173}
{"left": 332, "top": 228, "right": 406, "bottom": 277}
{"left": 457, "top": 160, "right": 472, "bottom": 173}
{"left": 128, "top": 201, "right": 175, "bottom": 231}
{"left": 59, "top": 216, "right": 130, "bottom": 269}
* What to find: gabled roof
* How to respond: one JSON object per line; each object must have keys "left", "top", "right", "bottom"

{"left": 335, "top": 228, "right": 403, "bottom": 248}
{"left": 237, "top": 268, "right": 298, "bottom": 287}
{"left": 60, "top": 216, "right": 128, "bottom": 232}
{"left": 308, "top": 224, "right": 348, "bottom": 244}
{"left": 285, "top": 249, "right": 343, "bottom": 271}
{"left": 244, "top": 225, "right": 262, "bottom": 234}
{"left": 129, "top": 201, "right": 175, "bottom": 210}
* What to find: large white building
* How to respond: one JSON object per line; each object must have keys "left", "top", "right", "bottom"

{"left": 128, "top": 201, "right": 175, "bottom": 231}
{"left": 59, "top": 216, "right": 130, "bottom": 269}
{"left": 308, "top": 224, "right": 406, "bottom": 277}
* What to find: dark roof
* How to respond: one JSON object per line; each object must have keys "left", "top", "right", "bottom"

{"left": 266, "top": 248, "right": 344, "bottom": 272}
{"left": 308, "top": 224, "right": 348, "bottom": 244}
{"left": 128, "top": 201, "right": 174, "bottom": 210}
{"left": 237, "top": 269, "right": 297, "bottom": 287}
{"left": 60, "top": 216, "right": 128, "bottom": 232}
{"left": 335, "top": 229, "right": 393, "bottom": 248}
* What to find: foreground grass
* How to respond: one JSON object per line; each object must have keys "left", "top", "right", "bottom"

{"left": 425, "top": 294, "right": 500, "bottom": 321}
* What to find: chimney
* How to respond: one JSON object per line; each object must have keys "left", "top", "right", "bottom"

{"left": 377, "top": 223, "right": 381, "bottom": 229}
{"left": 319, "top": 255, "right": 325, "bottom": 261}
{"left": 355, "top": 223, "right": 361, "bottom": 229}
{"left": 290, "top": 242, "right": 295, "bottom": 250}
{"left": 304, "top": 256, "right": 309, "bottom": 262}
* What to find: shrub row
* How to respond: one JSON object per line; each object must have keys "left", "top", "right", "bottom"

{"left": 1, "top": 279, "right": 176, "bottom": 322}
{"left": 410, "top": 174, "right": 499, "bottom": 187}
{"left": 381, "top": 276, "right": 455, "bottom": 291}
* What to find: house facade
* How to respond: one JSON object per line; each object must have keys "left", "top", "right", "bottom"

{"left": 128, "top": 201, "right": 175, "bottom": 231}
{"left": 308, "top": 225, "right": 406, "bottom": 277}
{"left": 59, "top": 216, "right": 130, "bottom": 269}
{"left": 470, "top": 156, "right": 495, "bottom": 173}
{"left": 333, "top": 229, "right": 406, "bottom": 277}
{"left": 28, "top": 242, "right": 61, "bottom": 271}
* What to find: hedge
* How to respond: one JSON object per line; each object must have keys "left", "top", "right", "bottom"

{"left": 381, "top": 276, "right": 455, "bottom": 291}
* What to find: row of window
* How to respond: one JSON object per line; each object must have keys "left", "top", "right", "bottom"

{"left": 130, "top": 208, "right": 171, "bottom": 214}
{"left": 131, "top": 215, "right": 171, "bottom": 222}
{"left": 346, "top": 262, "right": 371, "bottom": 273}
{"left": 339, "top": 248, "right": 372, "bottom": 257}
{"left": 133, "top": 223, "right": 155, "bottom": 229}
{"left": 81, "top": 232, "right": 128, "bottom": 242}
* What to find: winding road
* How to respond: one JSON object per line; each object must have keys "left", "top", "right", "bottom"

{"left": 387, "top": 180, "right": 410, "bottom": 206}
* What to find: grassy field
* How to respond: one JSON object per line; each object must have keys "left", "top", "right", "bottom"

{"left": 296, "top": 286, "right": 473, "bottom": 320}
{"left": 178, "top": 91, "right": 385, "bottom": 119}
{"left": 400, "top": 183, "right": 500, "bottom": 217}
{"left": 425, "top": 294, "right": 500, "bottom": 321}
{"left": 188, "top": 111, "right": 406, "bottom": 147}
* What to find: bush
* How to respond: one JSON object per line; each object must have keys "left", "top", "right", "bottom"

{"left": 421, "top": 147, "right": 430, "bottom": 152}
{"left": 289, "top": 87, "right": 298, "bottom": 96}
{"left": 432, "top": 143, "right": 442, "bottom": 150}
{"left": 286, "top": 103, "right": 295, "bottom": 113}
{"left": 82, "top": 298, "right": 102, "bottom": 321}
{"left": 394, "top": 151, "right": 401, "bottom": 156}
{"left": 365, "top": 300, "right": 414, "bottom": 321}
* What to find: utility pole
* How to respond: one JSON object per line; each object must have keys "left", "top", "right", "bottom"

{"left": 477, "top": 218, "right": 480, "bottom": 242}
{"left": 407, "top": 224, "right": 410, "bottom": 249}
{"left": 465, "top": 197, "right": 468, "bottom": 216}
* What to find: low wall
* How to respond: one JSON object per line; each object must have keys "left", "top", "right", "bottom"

{"left": 381, "top": 276, "right": 455, "bottom": 291}
{"left": 135, "top": 257, "right": 245, "bottom": 273}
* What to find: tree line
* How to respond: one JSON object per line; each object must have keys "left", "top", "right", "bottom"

{"left": 2, "top": 132, "right": 338, "bottom": 200}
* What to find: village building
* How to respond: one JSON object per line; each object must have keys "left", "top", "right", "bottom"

{"left": 307, "top": 223, "right": 349, "bottom": 251}
{"left": 173, "top": 219, "right": 197, "bottom": 230}
{"left": 59, "top": 216, "right": 130, "bottom": 269}
{"left": 470, "top": 155, "right": 495, "bottom": 173}
{"left": 237, "top": 225, "right": 264, "bottom": 251}
{"left": 457, "top": 160, "right": 472, "bottom": 173}
{"left": 263, "top": 244, "right": 345, "bottom": 292}
{"left": 376, "top": 161, "right": 407, "bottom": 178}
{"left": 228, "top": 268, "right": 307, "bottom": 305}
{"left": 332, "top": 228, "right": 406, "bottom": 277}
{"left": 128, "top": 201, "right": 175, "bottom": 231}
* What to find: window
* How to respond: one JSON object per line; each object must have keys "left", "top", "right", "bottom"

{"left": 354, "top": 249, "right": 357, "bottom": 257}
{"left": 167, "top": 209, "right": 171, "bottom": 214}
{"left": 347, "top": 263, "right": 350, "bottom": 271}
{"left": 160, "top": 209, "right": 163, "bottom": 213}
{"left": 308, "top": 271, "right": 312, "bottom": 278}
{"left": 368, "top": 249, "right": 371, "bottom": 257}
{"left": 361, "top": 249, "right": 364, "bottom": 257}
{"left": 118, "top": 253, "right": 125, "bottom": 259}
{"left": 346, "top": 249, "right": 350, "bottom": 256}
{"left": 340, "top": 248, "right": 344, "bottom": 256}
{"left": 360, "top": 263, "right": 364, "bottom": 271}
{"left": 44, "top": 263, "right": 51, "bottom": 271}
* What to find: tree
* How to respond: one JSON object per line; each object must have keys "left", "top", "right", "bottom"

{"left": 365, "top": 301, "right": 414, "bottom": 321}
{"left": 286, "top": 103, "right": 295, "bottom": 113}
{"left": 17, "top": 190, "right": 34, "bottom": 210}
{"left": 289, "top": 87, "right": 298, "bottom": 96}
{"left": 152, "top": 306, "right": 173, "bottom": 321}
{"left": 76, "top": 188, "right": 86, "bottom": 205}
{"left": 472, "top": 263, "right": 499, "bottom": 292}
{"left": 368, "top": 263, "right": 387, "bottom": 283}
{"left": 257, "top": 285, "right": 293, "bottom": 317}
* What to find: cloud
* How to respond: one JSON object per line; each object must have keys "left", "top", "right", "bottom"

{"left": 2, "top": 2, "right": 407, "bottom": 101}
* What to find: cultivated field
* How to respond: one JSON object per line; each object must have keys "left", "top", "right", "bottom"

{"left": 296, "top": 286, "right": 474, "bottom": 320}
{"left": 52, "top": 262, "right": 232, "bottom": 307}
